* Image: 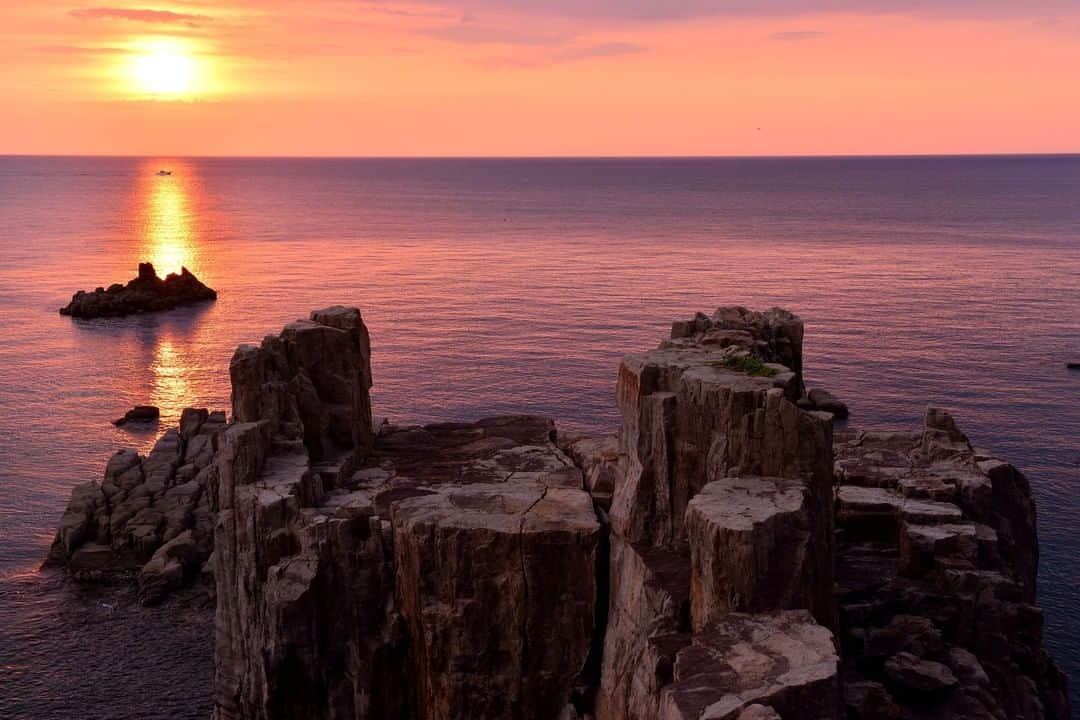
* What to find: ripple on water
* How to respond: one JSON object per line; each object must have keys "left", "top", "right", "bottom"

{"left": 0, "top": 570, "right": 213, "bottom": 720}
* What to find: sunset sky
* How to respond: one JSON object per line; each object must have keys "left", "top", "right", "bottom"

{"left": 3, "top": 1, "right": 1079, "bottom": 156}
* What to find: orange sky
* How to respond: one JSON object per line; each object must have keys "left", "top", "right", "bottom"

{"left": 3, "top": 1, "right": 1079, "bottom": 156}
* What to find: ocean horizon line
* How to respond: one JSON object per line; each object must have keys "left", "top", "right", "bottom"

{"left": 2, "top": 151, "right": 1079, "bottom": 161}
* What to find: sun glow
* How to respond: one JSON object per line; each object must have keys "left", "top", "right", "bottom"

{"left": 129, "top": 43, "right": 197, "bottom": 97}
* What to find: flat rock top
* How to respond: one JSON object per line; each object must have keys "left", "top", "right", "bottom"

{"left": 836, "top": 485, "right": 964, "bottom": 524}
{"left": 317, "top": 415, "right": 597, "bottom": 535}
{"left": 363, "top": 415, "right": 565, "bottom": 485}
{"left": 392, "top": 483, "right": 598, "bottom": 535}
{"left": 687, "top": 477, "right": 808, "bottom": 531}
{"left": 622, "top": 346, "right": 793, "bottom": 392}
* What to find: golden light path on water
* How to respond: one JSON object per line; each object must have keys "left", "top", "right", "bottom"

{"left": 149, "top": 338, "right": 191, "bottom": 421}
{"left": 138, "top": 161, "right": 198, "bottom": 277}
{"left": 134, "top": 160, "right": 204, "bottom": 417}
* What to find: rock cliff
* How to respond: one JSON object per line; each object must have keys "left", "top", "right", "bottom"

{"left": 211, "top": 306, "right": 599, "bottom": 719}
{"left": 46, "top": 304, "right": 1068, "bottom": 719}
{"left": 593, "top": 307, "right": 839, "bottom": 720}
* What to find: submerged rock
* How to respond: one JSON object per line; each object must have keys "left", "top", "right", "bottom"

{"left": 113, "top": 405, "right": 160, "bottom": 426}
{"left": 807, "top": 387, "right": 849, "bottom": 418}
{"left": 59, "top": 262, "right": 216, "bottom": 318}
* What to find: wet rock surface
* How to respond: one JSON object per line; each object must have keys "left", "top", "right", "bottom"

{"left": 59, "top": 262, "right": 217, "bottom": 318}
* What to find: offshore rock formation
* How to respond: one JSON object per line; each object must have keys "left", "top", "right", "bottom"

{"left": 59, "top": 262, "right": 216, "bottom": 318}
{"left": 45, "top": 303, "right": 1069, "bottom": 719}
{"left": 46, "top": 408, "right": 225, "bottom": 604}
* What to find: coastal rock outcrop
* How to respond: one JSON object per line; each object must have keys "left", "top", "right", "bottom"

{"left": 805, "top": 387, "right": 849, "bottom": 418}
{"left": 59, "top": 262, "right": 216, "bottom": 318}
{"left": 210, "top": 305, "right": 1069, "bottom": 719}
{"left": 46, "top": 407, "right": 226, "bottom": 604}
{"left": 45, "top": 303, "right": 1069, "bottom": 719}
{"left": 834, "top": 411, "right": 1069, "bottom": 719}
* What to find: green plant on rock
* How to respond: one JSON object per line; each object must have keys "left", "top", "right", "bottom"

{"left": 711, "top": 354, "right": 778, "bottom": 377}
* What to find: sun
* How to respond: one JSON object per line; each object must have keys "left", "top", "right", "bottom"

{"left": 130, "top": 44, "right": 197, "bottom": 97}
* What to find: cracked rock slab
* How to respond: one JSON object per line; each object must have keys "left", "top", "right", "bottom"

{"left": 658, "top": 610, "right": 840, "bottom": 720}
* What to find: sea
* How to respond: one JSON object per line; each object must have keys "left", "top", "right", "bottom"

{"left": 0, "top": 155, "right": 1077, "bottom": 718}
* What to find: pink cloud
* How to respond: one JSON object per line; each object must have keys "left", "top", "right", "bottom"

{"left": 68, "top": 7, "right": 211, "bottom": 27}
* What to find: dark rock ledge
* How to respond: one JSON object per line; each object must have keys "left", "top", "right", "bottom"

{"left": 46, "top": 304, "right": 1069, "bottom": 720}
{"left": 59, "top": 262, "right": 216, "bottom": 318}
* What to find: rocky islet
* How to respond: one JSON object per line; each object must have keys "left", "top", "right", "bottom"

{"left": 59, "top": 262, "right": 217, "bottom": 319}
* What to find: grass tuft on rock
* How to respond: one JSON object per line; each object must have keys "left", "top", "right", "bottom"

{"left": 711, "top": 354, "right": 778, "bottom": 377}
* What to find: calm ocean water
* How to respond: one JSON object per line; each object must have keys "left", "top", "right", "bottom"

{"left": 0, "top": 155, "right": 1077, "bottom": 717}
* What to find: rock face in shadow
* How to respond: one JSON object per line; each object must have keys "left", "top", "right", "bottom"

{"left": 59, "top": 262, "right": 216, "bottom": 318}
{"left": 229, "top": 305, "right": 374, "bottom": 462}
{"left": 834, "top": 411, "right": 1069, "bottom": 720}
{"left": 45, "top": 408, "right": 226, "bottom": 604}
{"left": 685, "top": 476, "right": 816, "bottom": 631}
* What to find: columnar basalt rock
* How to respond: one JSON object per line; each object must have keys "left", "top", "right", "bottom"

{"left": 558, "top": 433, "right": 619, "bottom": 511}
{"left": 212, "top": 309, "right": 602, "bottom": 720}
{"left": 595, "top": 307, "right": 839, "bottom": 720}
{"left": 229, "top": 304, "right": 374, "bottom": 461}
{"left": 685, "top": 476, "right": 815, "bottom": 631}
{"left": 392, "top": 481, "right": 599, "bottom": 720}
{"left": 658, "top": 611, "right": 841, "bottom": 720}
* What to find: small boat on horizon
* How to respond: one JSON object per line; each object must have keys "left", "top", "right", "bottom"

{"left": 156, "top": 169, "right": 172, "bottom": 176}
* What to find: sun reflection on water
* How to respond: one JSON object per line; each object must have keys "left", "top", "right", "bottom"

{"left": 149, "top": 337, "right": 191, "bottom": 423}
{"left": 138, "top": 162, "right": 199, "bottom": 277}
